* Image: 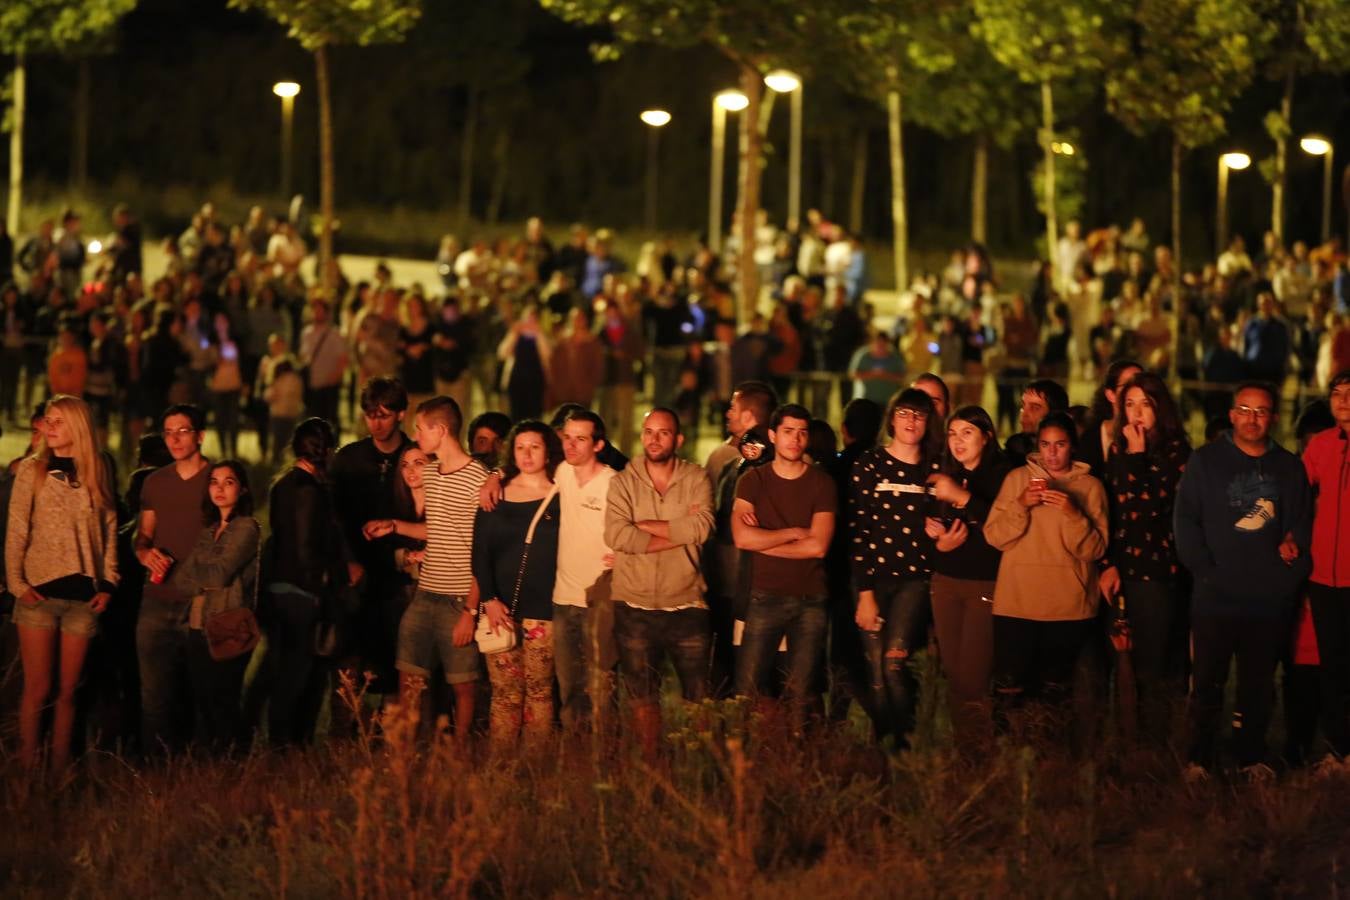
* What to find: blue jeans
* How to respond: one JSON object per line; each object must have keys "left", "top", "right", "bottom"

{"left": 734, "top": 591, "right": 828, "bottom": 706}
{"left": 859, "top": 579, "right": 930, "bottom": 748}
{"left": 614, "top": 604, "right": 710, "bottom": 703}
{"left": 553, "top": 603, "right": 591, "bottom": 730}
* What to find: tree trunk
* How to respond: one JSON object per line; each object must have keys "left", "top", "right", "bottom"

{"left": 735, "top": 64, "right": 763, "bottom": 324}
{"left": 1171, "top": 133, "right": 1182, "bottom": 280}
{"left": 457, "top": 81, "right": 480, "bottom": 229}
{"left": 70, "top": 57, "right": 90, "bottom": 193}
{"left": 972, "top": 133, "right": 989, "bottom": 245}
{"left": 315, "top": 43, "right": 336, "bottom": 300}
{"left": 847, "top": 128, "right": 867, "bottom": 235}
{"left": 1041, "top": 80, "right": 1057, "bottom": 275}
{"left": 1270, "top": 70, "right": 1294, "bottom": 242}
{"left": 6, "top": 52, "right": 25, "bottom": 238}
{"left": 486, "top": 128, "right": 510, "bottom": 225}
{"left": 886, "top": 67, "right": 908, "bottom": 295}
{"left": 821, "top": 138, "right": 837, "bottom": 220}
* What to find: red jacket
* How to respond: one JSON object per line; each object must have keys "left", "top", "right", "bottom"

{"left": 1304, "top": 426, "right": 1350, "bottom": 587}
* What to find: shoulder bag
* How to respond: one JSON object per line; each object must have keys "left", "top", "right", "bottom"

{"left": 475, "top": 485, "right": 558, "bottom": 655}
{"left": 203, "top": 525, "right": 263, "bottom": 662}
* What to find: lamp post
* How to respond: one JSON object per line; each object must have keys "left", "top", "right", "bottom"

{"left": 273, "top": 81, "right": 301, "bottom": 201}
{"left": 1051, "top": 140, "right": 1075, "bottom": 157}
{"left": 1300, "top": 135, "right": 1334, "bottom": 244}
{"left": 764, "top": 69, "right": 802, "bottom": 233}
{"left": 709, "top": 89, "right": 748, "bottom": 253}
{"left": 1217, "top": 151, "right": 1251, "bottom": 256}
{"left": 639, "top": 109, "right": 671, "bottom": 234}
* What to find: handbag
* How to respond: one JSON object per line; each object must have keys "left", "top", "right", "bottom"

{"left": 203, "top": 528, "right": 263, "bottom": 662}
{"left": 475, "top": 485, "right": 557, "bottom": 655}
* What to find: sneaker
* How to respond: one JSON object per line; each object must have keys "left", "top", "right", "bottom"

{"left": 1182, "top": 763, "right": 1210, "bottom": 784}
{"left": 1311, "top": 756, "right": 1348, "bottom": 779}
{"left": 1234, "top": 499, "right": 1275, "bottom": 532}
{"left": 1239, "top": 762, "right": 1276, "bottom": 783}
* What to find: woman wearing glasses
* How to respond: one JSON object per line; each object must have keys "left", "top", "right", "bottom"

{"left": 5, "top": 395, "right": 118, "bottom": 774}
{"left": 849, "top": 388, "right": 944, "bottom": 750}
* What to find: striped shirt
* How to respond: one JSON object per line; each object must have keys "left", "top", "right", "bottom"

{"left": 419, "top": 457, "right": 489, "bottom": 595}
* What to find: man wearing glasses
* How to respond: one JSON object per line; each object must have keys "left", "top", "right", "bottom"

{"left": 134, "top": 403, "right": 212, "bottom": 754}
{"left": 1174, "top": 382, "right": 1312, "bottom": 781}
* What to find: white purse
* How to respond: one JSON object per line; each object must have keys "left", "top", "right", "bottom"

{"left": 474, "top": 485, "right": 557, "bottom": 655}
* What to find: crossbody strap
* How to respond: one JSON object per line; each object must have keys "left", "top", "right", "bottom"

{"left": 506, "top": 484, "right": 558, "bottom": 619}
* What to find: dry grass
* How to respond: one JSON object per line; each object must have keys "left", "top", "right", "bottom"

{"left": 2, "top": 673, "right": 1348, "bottom": 899}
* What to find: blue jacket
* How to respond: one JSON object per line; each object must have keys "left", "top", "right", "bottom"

{"left": 1174, "top": 433, "right": 1312, "bottom": 618}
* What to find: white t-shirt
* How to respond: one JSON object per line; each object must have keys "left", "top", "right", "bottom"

{"left": 551, "top": 462, "right": 615, "bottom": 607}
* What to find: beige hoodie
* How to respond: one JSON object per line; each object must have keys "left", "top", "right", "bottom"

{"left": 983, "top": 456, "right": 1108, "bottom": 621}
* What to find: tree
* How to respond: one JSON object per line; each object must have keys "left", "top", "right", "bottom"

{"left": 229, "top": 0, "right": 421, "bottom": 299}
{"left": 540, "top": 0, "right": 849, "bottom": 320}
{"left": 0, "top": 0, "right": 135, "bottom": 236}
{"left": 1106, "top": 0, "right": 1270, "bottom": 272}
{"left": 974, "top": 0, "right": 1121, "bottom": 275}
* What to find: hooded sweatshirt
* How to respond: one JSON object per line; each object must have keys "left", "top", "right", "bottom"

{"left": 1303, "top": 426, "right": 1350, "bottom": 588}
{"left": 604, "top": 457, "right": 714, "bottom": 610}
{"left": 983, "top": 456, "right": 1109, "bottom": 621}
{"left": 1173, "top": 432, "right": 1312, "bottom": 618}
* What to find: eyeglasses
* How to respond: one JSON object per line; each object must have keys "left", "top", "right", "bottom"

{"left": 164, "top": 427, "right": 199, "bottom": 438}
{"left": 894, "top": 409, "right": 928, "bottom": 420}
{"left": 1233, "top": 405, "right": 1272, "bottom": 419}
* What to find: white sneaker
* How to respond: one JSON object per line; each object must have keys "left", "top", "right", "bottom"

{"left": 1235, "top": 499, "right": 1275, "bottom": 532}
{"left": 1240, "top": 762, "right": 1276, "bottom": 783}
{"left": 1182, "top": 763, "right": 1210, "bottom": 784}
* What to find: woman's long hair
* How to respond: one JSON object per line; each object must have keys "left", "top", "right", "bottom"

{"left": 34, "top": 394, "right": 114, "bottom": 514}
{"left": 1088, "top": 358, "right": 1143, "bottom": 426}
{"left": 882, "top": 388, "right": 945, "bottom": 465}
{"left": 201, "top": 459, "right": 254, "bottom": 526}
{"left": 942, "top": 405, "right": 1002, "bottom": 475}
{"left": 499, "top": 419, "right": 564, "bottom": 485}
{"left": 1112, "top": 371, "right": 1188, "bottom": 453}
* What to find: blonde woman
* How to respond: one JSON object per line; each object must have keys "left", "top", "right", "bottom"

{"left": 5, "top": 395, "right": 118, "bottom": 773}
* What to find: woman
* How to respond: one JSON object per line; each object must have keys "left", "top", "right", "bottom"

{"left": 373, "top": 444, "right": 428, "bottom": 707}
{"left": 165, "top": 459, "right": 260, "bottom": 754}
{"left": 1078, "top": 358, "right": 1143, "bottom": 479}
{"left": 1098, "top": 372, "right": 1191, "bottom": 742}
{"left": 262, "top": 417, "right": 351, "bottom": 746}
{"left": 850, "top": 388, "right": 944, "bottom": 750}
{"left": 208, "top": 312, "right": 244, "bottom": 458}
{"left": 925, "top": 406, "right": 1010, "bottom": 746}
{"left": 5, "top": 395, "right": 118, "bottom": 773}
{"left": 984, "top": 412, "right": 1109, "bottom": 735}
{"left": 497, "top": 304, "right": 552, "bottom": 421}
{"left": 472, "top": 420, "right": 562, "bottom": 751}
{"left": 398, "top": 293, "right": 437, "bottom": 414}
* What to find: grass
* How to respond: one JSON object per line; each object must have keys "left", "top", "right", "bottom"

{"left": 1, "top": 668, "right": 1347, "bottom": 898}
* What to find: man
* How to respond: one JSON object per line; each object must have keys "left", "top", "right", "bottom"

{"left": 466, "top": 410, "right": 511, "bottom": 469}
{"left": 707, "top": 381, "right": 778, "bottom": 489}
{"left": 1004, "top": 378, "right": 1070, "bottom": 466}
{"left": 1241, "top": 291, "right": 1291, "bottom": 386}
{"left": 731, "top": 404, "right": 837, "bottom": 729}
{"left": 1174, "top": 382, "right": 1312, "bottom": 780}
{"left": 53, "top": 209, "right": 85, "bottom": 300}
{"left": 331, "top": 377, "right": 412, "bottom": 703}
{"left": 134, "top": 404, "right": 212, "bottom": 753}
{"left": 604, "top": 408, "right": 715, "bottom": 759}
{"left": 1303, "top": 370, "right": 1350, "bottom": 772}
{"left": 299, "top": 297, "right": 348, "bottom": 429}
{"left": 848, "top": 328, "right": 906, "bottom": 406}
{"left": 366, "top": 396, "right": 486, "bottom": 739}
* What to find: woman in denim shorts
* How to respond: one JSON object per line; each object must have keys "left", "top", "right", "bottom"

{"left": 5, "top": 395, "right": 119, "bottom": 774}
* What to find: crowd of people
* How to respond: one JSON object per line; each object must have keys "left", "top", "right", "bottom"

{"left": 1, "top": 200, "right": 1350, "bottom": 788}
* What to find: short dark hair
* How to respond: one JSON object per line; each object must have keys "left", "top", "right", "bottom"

{"left": 1296, "top": 400, "right": 1336, "bottom": 442}
{"left": 842, "top": 398, "right": 883, "bottom": 447}
{"left": 161, "top": 403, "right": 206, "bottom": 432}
{"left": 1036, "top": 410, "right": 1080, "bottom": 450}
{"left": 769, "top": 403, "right": 812, "bottom": 431}
{"left": 202, "top": 459, "right": 254, "bottom": 524}
{"left": 1328, "top": 369, "right": 1350, "bottom": 393}
{"left": 416, "top": 396, "right": 463, "bottom": 439}
{"left": 732, "top": 381, "right": 779, "bottom": 429}
{"left": 1024, "top": 379, "right": 1069, "bottom": 414}
{"left": 912, "top": 372, "right": 950, "bottom": 410}
{"left": 563, "top": 408, "right": 607, "bottom": 446}
{"left": 500, "top": 420, "right": 564, "bottom": 485}
{"left": 549, "top": 402, "right": 588, "bottom": 430}
{"left": 467, "top": 410, "right": 511, "bottom": 441}
{"left": 1232, "top": 381, "right": 1279, "bottom": 416}
{"left": 646, "top": 406, "right": 682, "bottom": 435}
{"left": 292, "top": 417, "right": 337, "bottom": 468}
{"left": 360, "top": 376, "right": 408, "bottom": 414}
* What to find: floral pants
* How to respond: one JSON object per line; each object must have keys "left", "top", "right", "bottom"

{"left": 486, "top": 619, "right": 555, "bottom": 749}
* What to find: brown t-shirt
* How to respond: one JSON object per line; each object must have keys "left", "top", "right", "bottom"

{"left": 735, "top": 463, "right": 837, "bottom": 595}
{"left": 140, "top": 461, "right": 211, "bottom": 603}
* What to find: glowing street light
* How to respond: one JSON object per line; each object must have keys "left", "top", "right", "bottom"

{"left": 1301, "top": 135, "right": 1334, "bottom": 243}
{"left": 764, "top": 70, "right": 804, "bottom": 231}
{"left": 1051, "top": 140, "right": 1075, "bottom": 156}
{"left": 710, "top": 91, "right": 748, "bottom": 252}
{"left": 273, "top": 81, "right": 301, "bottom": 200}
{"left": 1217, "top": 151, "right": 1252, "bottom": 255}
{"left": 639, "top": 109, "right": 671, "bottom": 232}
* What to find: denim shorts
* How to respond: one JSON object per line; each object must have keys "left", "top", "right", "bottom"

{"left": 396, "top": 589, "right": 481, "bottom": 684}
{"left": 13, "top": 595, "right": 100, "bottom": 638}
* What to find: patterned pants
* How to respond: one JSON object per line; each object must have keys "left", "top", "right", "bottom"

{"left": 486, "top": 619, "right": 555, "bottom": 750}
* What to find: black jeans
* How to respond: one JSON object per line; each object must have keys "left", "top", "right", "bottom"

{"left": 259, "top": 588, "right": 330, "bottom": 746}
{"left": 1121, "top": 579, "right": 1184, "bottom": 744}
{"left": 1188, "top": 613, "right": 1285, "bottom": 768}
{"left": 859, "top": 579, "right": 930, "bottom": 748}
{"left": 185, "top": 630, "right": 249, "bottom": 755}
{"left": 1309, "top": 584, "right": 1350, "bottom": 757}
{"left": 614, "top": 604, "right": 710, "bottom": 703}
{"left": 734, "top": 591, "right": 829, "bottom": 707}
{"left": 137, "top": 598, "right": 192, "bottom": 755}
{"left": 992, "top": 615, "right": 1094, "bottom": 733}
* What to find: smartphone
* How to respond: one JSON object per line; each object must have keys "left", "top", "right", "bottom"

{"left": 1029, "top": 476, "right": 1047, "bottom": 492}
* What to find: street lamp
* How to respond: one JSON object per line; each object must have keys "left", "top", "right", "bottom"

{"left": 273, "top": 81, "right": 301, "bottom": 201}
{"left": 639, "top": 109, "right": 671, "bottom": 233}
{"left": 1300, "top": 135, "right": 1334, "bottom": 244}
{"left": 764, "top": 69, "right": 803, "bottom": 233}
{"left": 710, "top": 90, "right": 748, "bottom": 253}
{"left": 1217, "top": 151, "right": 1251, "bottom": 256}
{"left": 1051, "top": 140, "right": 1075, "bottom": 156}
